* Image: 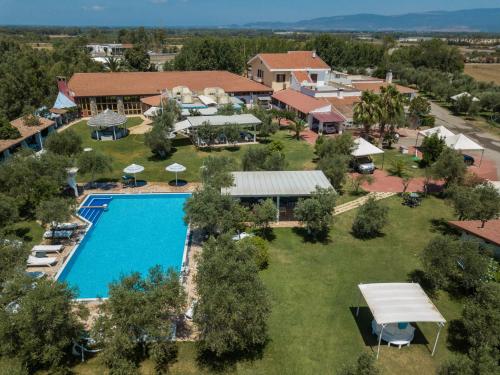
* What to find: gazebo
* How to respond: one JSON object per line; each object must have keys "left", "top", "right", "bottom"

{"left": 352, "top": 137, "right": 385, "bottom": 169}
{"left": 357, "top": 283, "right": 446, "bottom": 359}
{"left": 88, "top": 109, "right": 128, "bottom": 141}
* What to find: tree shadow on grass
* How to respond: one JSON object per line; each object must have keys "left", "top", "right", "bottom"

{"left": 446, "top": 319, "right": 468, "bottom": 354}
{"left": 349, "top": 307, "right": 429, "bottom": 348}
{"left": 4, "top": 226, "right": 33, "bottom": 242}
{"left": 430, "top": 218, "right": 461, "bottom": 237}
{"left": 196, "top": 342, "right": 267, "bottom": 373}
{"left": 349, "top": 231, "right": 386, "bottom": 241}
{"left": 407, "top": 269, "right": 437, "bottom": 298}
{"left": 255, "top": 228, "right": 276, "bottom": 242}
{"left": 291, "top": 227, "right": 331, "bottom": 245}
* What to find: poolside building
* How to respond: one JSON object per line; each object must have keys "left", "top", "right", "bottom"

{"left": 65, "top": 71, "right": 273, "bottom": 116}
{"left": 222, "top": 170, "right": 333, "bottom": 221}
{"left": 0, "top": 116, "right": 56, "bottom": 161}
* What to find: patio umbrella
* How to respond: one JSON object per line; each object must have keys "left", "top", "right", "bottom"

{"left": 165, "top": 163, "right": 186, "bottom": 186}
{"left": 123, "top": 164, "right": 144, "bottom": 186}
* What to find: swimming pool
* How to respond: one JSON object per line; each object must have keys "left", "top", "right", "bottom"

{"left": 57, "top": 194, "right": 190, "bottom": 299}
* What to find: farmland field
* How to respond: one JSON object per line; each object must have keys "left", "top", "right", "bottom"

{"left": 464, "top": 63, "right": 500, "bottom": 85}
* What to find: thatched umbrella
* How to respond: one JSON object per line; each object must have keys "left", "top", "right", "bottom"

{"left": 88, "top": 109, "right": 127, "bottom": 140}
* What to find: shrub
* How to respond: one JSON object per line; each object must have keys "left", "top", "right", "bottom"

{"left": 351, "top": 197, "right": 388, "bottom": 239}
{"left": 0, "top": 116, "right": 20, "bottom": 140}
{"left": 317, "top": 154, "right": 349, "bottom": 191}
{"left": 240, "top": 236, "right": 270, "bottom": 270}
{"left": 45, "top": 129, "right": 83, "bottom": 157}
{"left": 253, "top": 198, "right": 277, "bottom": 230}
{"left": 294, "top": 187, "right": 337, "bottom": 239}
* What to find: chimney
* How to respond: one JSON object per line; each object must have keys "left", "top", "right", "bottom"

{"left": 56, "top": 76, "right": 73, "bottom": 100}
{"left": 312, "top": 50, "right": 316, "bottom": 58}
{"left": 386, "top": 70, "right": 393, "bottom": 84}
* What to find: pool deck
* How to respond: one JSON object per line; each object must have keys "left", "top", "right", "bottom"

{"left": 28, "top": 182, "right": 202, "bottom": 338}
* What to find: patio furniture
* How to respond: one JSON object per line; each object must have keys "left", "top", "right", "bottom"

{"left": 43, "top": 230, "right": 73, "bottom": 239}
{"left": 32, "top": 245, "right": 64, "bottom": 254}
{"left": 123, "top": 164, "right": 145, "bottom": 187}
{"left": 166, "top": 163, "right": 187, "bottom": 186}
{"left": 27, "top": 255, "right": 57, "bottom": 267}
{"left": 54, "top": 222, "right": 78, "bottom": 230}
{"left": 371, "top": 320, "right": 415, "bottom": 349}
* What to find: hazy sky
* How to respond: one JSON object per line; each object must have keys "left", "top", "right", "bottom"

{"left": 0, "top": 0, "right": 498, "bottom": 27}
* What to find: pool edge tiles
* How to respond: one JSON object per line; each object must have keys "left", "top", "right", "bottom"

{"left": 56, "top": 193, "right": 191, "bottom": 300}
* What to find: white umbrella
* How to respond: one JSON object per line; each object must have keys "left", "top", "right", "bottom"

{"left": 123, "top": 164, "right": 144, "bottom": 186}
{"left": 166, "top": 163, "right": 186, "bottom": 186}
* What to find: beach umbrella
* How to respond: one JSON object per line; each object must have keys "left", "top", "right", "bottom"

{"left": 123, "top": 164, "right": 144, "bottom": 186}
{"left": 166, "top": 163, "right": 186, "bottom": 186}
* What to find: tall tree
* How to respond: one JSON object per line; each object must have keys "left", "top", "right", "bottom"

{"left": 353, "top": 91, "right": 381, "bottom": 134}
{"left": 124, "top": 45, "right": 150, "bottom": 71}
{"left": 352, "top": 197, "right": 389, "bottom": 239}
{"left": 36, "top": 197, "right": 72, "bottom": 236}
{"left": 44, "top": 129, "right": 83, "bottom": 157}
{"left": 195, "top": 235, "right": 270, "bottom": 356}
{"left": 378, "top": 85, "right": 405, "bottom": 140}
{"left": 432, "top": 147, "right": 467, "bottom": 186}
{"left": 77, "top": 150, "right": 113, "bottom": 186}
{"left": 294, "top": 187, "right": 337, "bottom": 239}
{"left": 200, "top": 155, "right": 236, "bottom": 190}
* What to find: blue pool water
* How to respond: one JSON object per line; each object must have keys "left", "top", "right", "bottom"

{"left": 58, "top": 194, "right": 190, "bottom": 299}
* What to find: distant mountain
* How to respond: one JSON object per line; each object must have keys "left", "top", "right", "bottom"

{"left": 236, "top": 8, "right": 500, "bottom": 33}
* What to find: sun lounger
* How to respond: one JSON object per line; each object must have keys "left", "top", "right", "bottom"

{"left": 43, "top": 230, "right": 73, "bottom": 239}
{"left": 27, "top": 255, "right": 57, "bottom": 267}
{"left": 32, "top": 245, "right": 64, "bottom": 254}
{"left": 231, "top": 232, "right": 253, "bottom": 241}
{"left": 54, "top": 222, "right": 79, "bottom": 230}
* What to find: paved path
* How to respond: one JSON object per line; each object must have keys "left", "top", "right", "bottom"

{"left": 334, "top": 192, "right": 396, "bottom": 215}
{"left": 430, "top": 102, "right": 500, "bottom": 177}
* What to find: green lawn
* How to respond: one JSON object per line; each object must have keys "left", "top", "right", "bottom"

{"left": 373, "top": 149, "right": 425, "bottom": 178}
{"left": 69, "top": 119, "right": 315, "bottom": 183}
{"left": 4, "top": 220, "right": 44, "bottom": 247}
{"left": 71, "top": 196, "right": 462, "bottom": 375}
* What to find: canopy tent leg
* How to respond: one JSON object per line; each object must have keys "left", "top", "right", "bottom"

{"left": 479, "top": 149, "right": 484, "bottom": 167}
{"left": 376, "top": 324, "right": 386, "bottom": 359}
{"left": 113, "top": 126, "right": 117, "bottom": 140}
{"left": 431, "top": 323, "right": 444, "bottom": 356}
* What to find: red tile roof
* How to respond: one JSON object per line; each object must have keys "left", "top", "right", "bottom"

{"left": 324, "top": 96, "right": 361, "bottom": 119}
{"left": 254, "top": 51, "right": 330, "bottom": 70}
{"left": 140, "top": 95, "right": 162, "bottom": 107}
{"left": 448, "top": 220, "right": 500, "bottom": 246}
{"left": 272, "top": 89, "right": 330, "bottom": 114}
{"left": 352, "top": 82, "right": 417, "bottom": 94}
{"left": 313, "top": 111, "right": 345, "bottom": 123}
{"left": 293, "top": 71, "right": 312, "bottom": 83}
{"left": 68, "top": 71, "right": 272, "bottom": 97}
{"left": 0, "top": 117, "right": 55, "bottom": 153}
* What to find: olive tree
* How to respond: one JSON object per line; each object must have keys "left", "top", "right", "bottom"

{"left": 0, "top": 193, "right": 19, "bottom": 229}
{"left": 448, "top": 183, "right": 500, "bottom": 226}
{"left": 352, "top": 197, "right": 388, "bottom": 239}
{"left": 294, "top": 187, "right": 337, "bottom": 239}
{"left": 36, "top": 197, "right": 73, "bottom": 237}
{"left": 432, "top": 147, "right": 466, "bottom": 186}
{"left": 252, "top": 198, "right": 277, "bottom": 231}
{"left": 200, "top": 155, "right": 236, "bottom": 189}
{"left": 194, "top": 235, "right": 270, "bottom": 357}
{"left": 45, "top": 129, "right": 83, "bottom": 157}
{"left": 77, "top": 150, "right": 113, "bottom": 186}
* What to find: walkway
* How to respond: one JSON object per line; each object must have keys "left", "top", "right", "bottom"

{"left": 354, "top": 170, "right": 443, "bottom": 193}
{"left": 334, "top": 192, "right": 396, "bottom": 215}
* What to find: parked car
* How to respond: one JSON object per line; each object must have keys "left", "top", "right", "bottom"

{"left": 463, "top": 154, "right": 475, "bottom": 166}
{"left": 351, "top": 156, "right": 375, "bottom": 174}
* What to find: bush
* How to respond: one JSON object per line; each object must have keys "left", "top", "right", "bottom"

{"left": 0, "top": 193, "right": 19, "bottom": 229}
{"left": 240, "top": 236, "right": 270, "bottom": 270}
{"left": 242, "top": 145, "right": 286, "bottom": 171}
{"left": 252, "top": 198, "right": 277, "bottom": 230}
{"left": 150, "top": 341, "right": 178, "bottom": 375}
{"left": 45, "top": 129, "right": 83, "bottom": 157}
{"left": 351, "top": 197, "right": 388, "bottom": 239}
{"left": 294, "top": 187, "right": 337, "bottom": 239}
{"left": 432, "top": 147, "right": 467, "bottom": 185}
{"left": 317, "top": 154, "right": 349, "bottom": 191}
{"left": 0, "top": 117, "right": 20, "bottom": 140}
{"left": 337, "top": 352, "right": 380, "bottom": 375}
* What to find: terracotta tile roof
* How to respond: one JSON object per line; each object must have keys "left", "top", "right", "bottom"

{"left": 324, "top": 96, "right": 361, "bottom": 120}
{"left": 352, "top": 82, "right": 417, "bottom": 94}
{"left": 293, "top": 71, "right": 312, "bottom": 83}
{"left": 448, "top": 220, "right": 500, "bottom": 246}
{"left": 68, "top": 71, "right": 272, "bottom": 97}
{"left": 255, "top": 51, "right": 330, "bottom": 70}
{"left": 272, "top": 89, "right": 330, "bottom": 114}
{"left": 0, "top": 117, "right": 54, "bottom": 153}
{"left": 312, "top": 111, "right": 345, "bottom": 123}
{"left": 140, "top": 95, "right": 162, "bottom": 107}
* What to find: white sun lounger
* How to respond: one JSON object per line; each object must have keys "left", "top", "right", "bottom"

{"left": 32, "top": 245, "right": 64, "bottom": 254}
{"left": 27, "top": 255, "right": 57, "bottom": 267}
{"left": 43, "top": 230, "right": 73, "bottom": 239}
{"left": 54, "top": 222, "right": 79, "bottom": 230}
{"left": 231, "top": 232, "right": 253, "bottom": 241}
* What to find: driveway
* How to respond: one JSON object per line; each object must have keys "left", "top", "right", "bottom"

{"left": 430, "top": 103, "right": 500, "bottom": 177}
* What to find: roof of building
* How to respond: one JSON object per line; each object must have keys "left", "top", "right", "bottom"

{"left": 312, "top": 111, "right": 345, "bottom": 123}
{"left": 352, "top": 82, "right": 417, "bottom": 94}
{"left": 0, "top": 117, "right": 55, "bottom": 154}
{"left": 352, "top": 137, "right": 384, "bottom": 157}
{"left": 324, "top": 97, "right": 360, "bottom": 120}
{"left": 359, "top": 283, "right": 446, "bottom": 325}
{"left": 418, "top": 126, "right": 455, "bottom": 139}
{"left": 140, "top": 95, "right": 163, "bottom": 107}
{"left": 293, "top": 71, "right": 312, "bottom": 83}
{"left": 68, "top": 71, "right": 272, "bottom": 97}
{"left": 272, "top": 89, "right": 330, "bottom": 114}
{"left": 53, "top": 91, "right": 77, "bottom": 110}
{"left": 250, "top": 51, "right": 330, "bottom": 70}
{"left": 448, "top": 220, "right": 500, "bottom": 246}
{"left": 174, "top": 114, "right": 262, "bottom": 132}
{"left": 88, "top": 109, "right": 127, "bottom": 129}
{"left": 222, "top": 170, "right": 333, "bottom": 197}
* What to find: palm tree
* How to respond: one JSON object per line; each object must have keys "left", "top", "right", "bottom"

{"left": 103, "top": 56, "right": 123, "bottom": 72}
{"left": 291, "top": 118, "right": 306, "bottom": 140}
{"left": 353, "top": 91, "right": 381, "bottom": 135}
{"left": 378, "top": 85, "right": 404, "bottom": 140}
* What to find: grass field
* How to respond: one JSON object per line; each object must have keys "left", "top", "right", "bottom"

{"left": 464, "top": 63, "right": 500, "bottom": 85}
{"left": 70, "top": 196, "right": 462, "bottom": 375}
{"left": 70, "top": 119, "right": 316, "bottom": 183}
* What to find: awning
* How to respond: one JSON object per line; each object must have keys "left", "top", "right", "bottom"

{"left": 198, "top": 95, "right": 218, "bottom": 106}
{"left": 358, "top": 283, "right": 446, "bottom": 325}
{"left": 181, "top": 107, "right": 218, "bottom": 117}
{"left": 313, "top": 111, "right": 345, "bottom": 123}
{"left": 352, "top": 138, "right": 384, "bottom": 157}
{"left": 53, "top": 92, "right": 76, "bottom": 109}
{"left": 144, "top": 106, "right": 160, "bottom": 117}
{"left": 257, "top": 96, "right": 272, "bottom": 101}
{"left": 174, "top": 120, "right": 191, "bottom": 132}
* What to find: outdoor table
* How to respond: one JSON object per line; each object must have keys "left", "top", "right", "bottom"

{"left": 371, "top": 320, "right": 415, "bottom": 348}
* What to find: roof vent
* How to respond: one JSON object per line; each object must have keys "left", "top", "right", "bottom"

{"left": 312, "top": 50, "right": 317, "bottom": 58}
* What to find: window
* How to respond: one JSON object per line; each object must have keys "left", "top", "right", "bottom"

{"left": 257, "top": 69, "right": 264, "bottom": 79}
{"left": 310, "top": 73, "right": 318, "bottom": 83}
{"left": 276, "top": 74, "right": 286, "bottom": 83}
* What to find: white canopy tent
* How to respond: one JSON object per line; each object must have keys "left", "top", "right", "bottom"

{"left": 445, "top": 133, "right": 485, "bottom": 166}
{"left": 198, "top": 95, "right": 218, "bottom": 106}
{"left": 123, "top": 164, "right": 144, "bottom": 186}
{"left": 144, "top": 106, "right": 160, "bottom": 118}
{"left": 357, "top": 283, "right": 446, "bottom": 359}
{"left": 352, "top": 138, "right": 385, "bottom": 169}
{"left": 165, "top": 163, "right": 186, "bottom": 186}
{"left": 450, "top": 92, "right": 480, "bottom": 102}
{"left": 414, "top": 126, "right": 455, "bottom": 157}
